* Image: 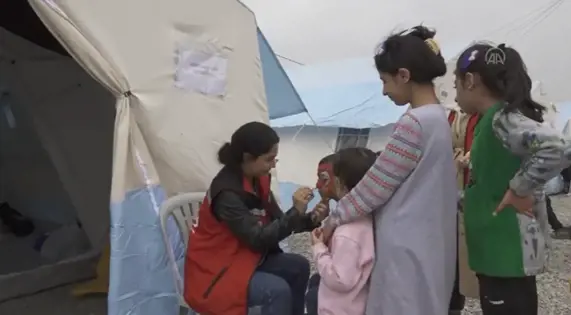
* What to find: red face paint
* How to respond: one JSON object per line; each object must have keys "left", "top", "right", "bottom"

{"left": 316, "top": 163, "right": 334, "bottom": 198}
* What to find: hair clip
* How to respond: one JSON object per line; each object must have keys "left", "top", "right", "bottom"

{"left": 460, "top": 50, "right": 478, "bottom": 70}
{"left": 400, "top": 27, "right": 416, "bottom": 36}
{"left": 468, "top": 50, "right": 478, "bottom": 61}
{"left": 424, "top": 38, "right": 440, "bottom": 54}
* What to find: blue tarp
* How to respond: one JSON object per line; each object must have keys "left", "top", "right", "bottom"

{"left": 271, "top": 57, "right": 401, "bottom": 128}
{"left": 270, "top": 42, "right": 475, "bottom": 129}
{"left": 258, "top": 28, "right": 307, "bottom": 120}
{"left": 108, "top": 185, "right": 185, "bottom": 315}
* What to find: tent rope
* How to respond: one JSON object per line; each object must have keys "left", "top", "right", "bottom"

{"left": 477, "top": 0, "right": 563, "bottom": 40}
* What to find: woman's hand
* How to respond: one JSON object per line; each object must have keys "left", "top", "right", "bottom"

{"left": 494, "top": 189, "right": 534, "bottom": 218}
{"left": 456, "top": 151, "right": 470, "bottom": 169}
{"left": 293, "top": 187, "right": 314, "bottom": 214}
{"left": 311, "top": 227, "right": 324, "bottom": 245}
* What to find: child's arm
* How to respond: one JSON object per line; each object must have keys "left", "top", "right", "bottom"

{"left": 326, "top": 112, "right": 423, "bottom": 226}
{"left": 312, "top": 235, "right": 371, "bottom": 292}
{"left": 493, "top": 111, "right": 571, "bottom": 196}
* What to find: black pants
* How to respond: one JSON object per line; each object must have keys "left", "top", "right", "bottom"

{"left": 562, "top": 167, "right": 571, "bottom": 183}
{"left": 477, "top": 274, "right": 537, "bottom": 315}
{"left": 546, "top": 196, "right": 563, "bottom": 230}
{"left": 449, "top": 213, "right": 465, "bottom": 311}
{"left": 562, "top": 167, "right": 571, "bottom": 193}
{"left": 305, "top": 274, "right": 320, "bottom": 315}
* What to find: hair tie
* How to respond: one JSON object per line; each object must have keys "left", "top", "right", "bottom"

{"left": 425, "top": 38, "right": 440, "bottom": 55}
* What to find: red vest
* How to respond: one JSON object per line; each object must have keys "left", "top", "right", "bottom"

{"left": 448, "top": 111, "right": 480, "bottom": 187}
{"left": 184, "top": 168, "right": 272, "bottom": 315}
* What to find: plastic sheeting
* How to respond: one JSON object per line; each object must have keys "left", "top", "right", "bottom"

{"left": 109, "top": 185, "right": 184, "bottom": 315}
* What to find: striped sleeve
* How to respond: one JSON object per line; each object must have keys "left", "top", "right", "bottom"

{"left": 330, "top": 112, "right": 424, "bottom": 225}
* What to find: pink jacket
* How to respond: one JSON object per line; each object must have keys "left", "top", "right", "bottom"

{"left": 312, "top": 217, "right": 374, "bottom": 315}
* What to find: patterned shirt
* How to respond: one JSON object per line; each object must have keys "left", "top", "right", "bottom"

{"left": 493, "top": 110, "right": 571, "bottom": 196}
{"left": 328, "top": 112, "right": 423, "bottom": 225}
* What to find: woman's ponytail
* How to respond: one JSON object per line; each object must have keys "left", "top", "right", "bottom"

{"left": 217, "top": 122, "right": 280, "bottom": 168}
{"left": 217, "top": 142, "right": 239, "bottom": 166}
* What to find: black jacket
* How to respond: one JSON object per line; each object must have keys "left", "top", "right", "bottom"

{"left": 210, "top": 168, "right": 318, "bottom": 253}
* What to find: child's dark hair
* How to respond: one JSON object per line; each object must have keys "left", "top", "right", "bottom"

{"left": 319, "top": 153, "right": 337, "bottom": 165}
{"left": 333, "top": 148, "right": 377, "bottom": 190}
{"left": 218, "top": 121, "right": 279, "bottom": 167}
{"left": 455, "top": 43, "right": 544, "bottom": 122}
{"left": 374, "top": 25, "right": 446, "bottom": 83}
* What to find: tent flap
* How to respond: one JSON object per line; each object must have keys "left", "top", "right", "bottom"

{"left": 28, "top": 1, "right": 182, "bottom": 314}
{"left": 258, "top": 29, "right": 307, "bottom": 119}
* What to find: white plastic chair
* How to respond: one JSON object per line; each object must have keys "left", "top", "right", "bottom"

{"left": 159, "top": 192, "right": 205, "bottom": 314}
{"left": 159, "top": 192, "right": 261, "bottom": 315}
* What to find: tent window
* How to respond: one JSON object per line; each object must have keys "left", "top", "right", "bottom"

{"left": 335, "top": 128, "right": 370, "bottom": 152}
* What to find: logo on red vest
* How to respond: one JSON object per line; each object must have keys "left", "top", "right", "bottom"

{"left": 250, "top": 208, "right": 266, "bottom": 217}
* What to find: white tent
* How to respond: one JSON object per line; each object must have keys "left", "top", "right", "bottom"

{"left": 271, "top": 58, "right": 406, "bottom": 187}
{"left": 0, "top": 0, "right": 306, "bottom": 313}
{"left": 273, "top": 125, "right": 395, "bottom": 187}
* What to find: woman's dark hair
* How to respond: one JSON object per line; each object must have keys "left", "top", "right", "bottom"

{"left": 374, "top": 25, "right": 447, "bottom": 83}
{"left": 333, "top": 148, "right": 377, "bottom": 190}
{"left": 217, "top": 121, "right": 279, "bottom": 167}
{"left": 319, "top": 153, "right": 337, "bottom": 165}
{"left": 455, "top": 43, "right": 545, "bottom": 122}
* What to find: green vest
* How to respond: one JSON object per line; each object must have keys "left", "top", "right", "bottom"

{"left": 464, "top": 103, "right": 526, "bottom": 277}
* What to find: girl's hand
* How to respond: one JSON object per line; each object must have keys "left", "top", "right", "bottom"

{"left": 494, "top": 189, "right": 534, "bottom": 218}
{"left": 321, "top": 224, "right": 335, "bottom": 244}
{"left": 311, "top": 228, "right": 324, "bottom": 245}
{"left": 311, "top": 202, "right": 330, "bottom": 223}
{"left": 456, "top": 152, "right": 470, "bottom": 169}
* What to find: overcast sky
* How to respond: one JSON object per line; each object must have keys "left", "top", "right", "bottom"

{"left": 241, "top": 0, "right": 570, "bottom": 101}
{"left": 242, "top": 0, "right": 548, "bottom": 64}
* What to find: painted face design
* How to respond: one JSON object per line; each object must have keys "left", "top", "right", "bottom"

{"left": 316, "top": 163, "right": 334, "bottom": 197}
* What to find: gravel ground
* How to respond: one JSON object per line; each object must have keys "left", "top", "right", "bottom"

{"left": 1, "top": 195, "right": 570, "bottom": 315}
{"left": 287, "top": 195, "right": 571, "bottom": 315}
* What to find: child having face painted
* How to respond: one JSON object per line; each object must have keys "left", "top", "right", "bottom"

{"left": 305, "top": 148, "right": 376, "bottom": 315}
{"left": 315, "top": 154, "right": 337, "bottom": 203}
